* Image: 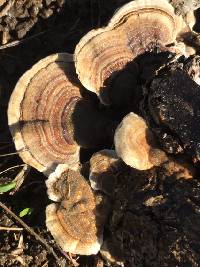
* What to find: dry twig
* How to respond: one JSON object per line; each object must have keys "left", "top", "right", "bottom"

{"left": 0, "top": 151, "right": 24, "bottom": 157}
{"left": 41, "top": 261, "right": 49, "bottom": 267}
{"left": 0, "top": 18, "right": 80, "bottom": 50}
{"left": 0, "top": 226, "right": 23, "bottom": 231}
{"left": 0, "top": 164, "right": 26, "bottom": 176}
{"left": 0, "top": 201, "right": 63, "bottom": 267}
{"left": 10, "top": 164, "right": 31, "bottom": 195}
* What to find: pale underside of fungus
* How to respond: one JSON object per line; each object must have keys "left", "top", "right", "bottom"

{"left": 8, "top": 53, "right": 81, "bottom": 174}
{"left": 114, "top": 112, "right": 168, "bottom": 170}
{"left": 75, "top": 0, "right": 194, "bottom": 105}
{"left": 46, "top": 166, "right": 109, "bottom": 255}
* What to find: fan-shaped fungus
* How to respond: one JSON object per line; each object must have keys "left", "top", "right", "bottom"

{"left": 89, "top": 149, "right": 121, "bottom": 194}
{"left": 8, "top": 53, "right": 81, "bottom": 174}
{"left": 8, "top": 53, "right": 117, "bottom": 174}
{"left": 114, "top": 113, "right": 168, "bottom": 170}
{"left": 46, "top": 166, "right": 110, "bottom": 255}
{"left": 75, "top": 0, "right": 192, "bottom": 104}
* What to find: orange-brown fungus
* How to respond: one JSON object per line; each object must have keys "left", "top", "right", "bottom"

{"left": 75, "top": 0, "right": 190, "bottom": 104}
{"left": 8, "top": 53, "right": 82, "bottom": 174}
{"left": 89, "top": 149, "right": 121, "bottom": 194}
{"left": 46, "top": 167, "right": 110, "bottom": 255}
{"left": 114, "top": 112, "right": 168, "bottom": 170}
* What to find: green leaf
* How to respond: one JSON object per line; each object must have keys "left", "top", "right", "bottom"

{"left": 0, "top": 182, "right": 16, "bottom": 193}
{"left": 19, "top": 208, "right": 33, "bottom": 217}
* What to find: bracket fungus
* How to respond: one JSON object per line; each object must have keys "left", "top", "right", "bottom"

{"left": 46, "top": 166, "right": 110, "bottom": 255}
{"left": 114, "top": 112, "right": 168, "bottom": 170}
{"left": 6, "top": 0, "right": 200, "bottom": 260}
{"left": 8, "top": 53, "right": 81, "bottom": 174}
{"left": 75, "top": 0, "right": 193, "bottom": 105}
{"left": 8, "top": 53, "right": 117, "bottom": 175}
{"left": 89, "top": 149, "right": 121, "bottom": 195}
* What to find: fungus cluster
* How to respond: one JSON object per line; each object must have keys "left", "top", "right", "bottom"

{"left": 46, "top": 166, "right": 109, "bottom": 255}
{"left": 7, "top": 0, "right": 200, "bottom": 257}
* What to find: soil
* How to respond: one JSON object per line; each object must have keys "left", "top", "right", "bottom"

{"left": 0, "top": 1, "right": 200, "bottom": 267}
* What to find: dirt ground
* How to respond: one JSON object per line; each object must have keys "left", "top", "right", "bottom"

{"left": 1, "top": 1, "right": 200, "bottom": 267}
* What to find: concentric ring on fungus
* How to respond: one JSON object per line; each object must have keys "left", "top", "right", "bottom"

{"left": 8, "top": 53, "right": 81, "bottom": 174}
{"left": 114, "top": 112, "right": 168, "bottom": 170}
{"left": 46, "top": 166, "right": 109, "bottom": 255}
{"left": 75, "top": 0, "right": 191, "bottom": 105}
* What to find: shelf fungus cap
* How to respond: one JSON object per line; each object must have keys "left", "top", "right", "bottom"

{"left": 46, "top": 166, "right": 110, "bottom": 255}
{"left": 114, "top": 112, "right": 168, "bottom": 170}
{"left": 89, "top": 149, "right": 121, "bottom": 194}
{"left": 8, "top": 53, "right": 82, "bottom": 174}
{"left": 75, "top": 0, "right": 190, "bottom": 104}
